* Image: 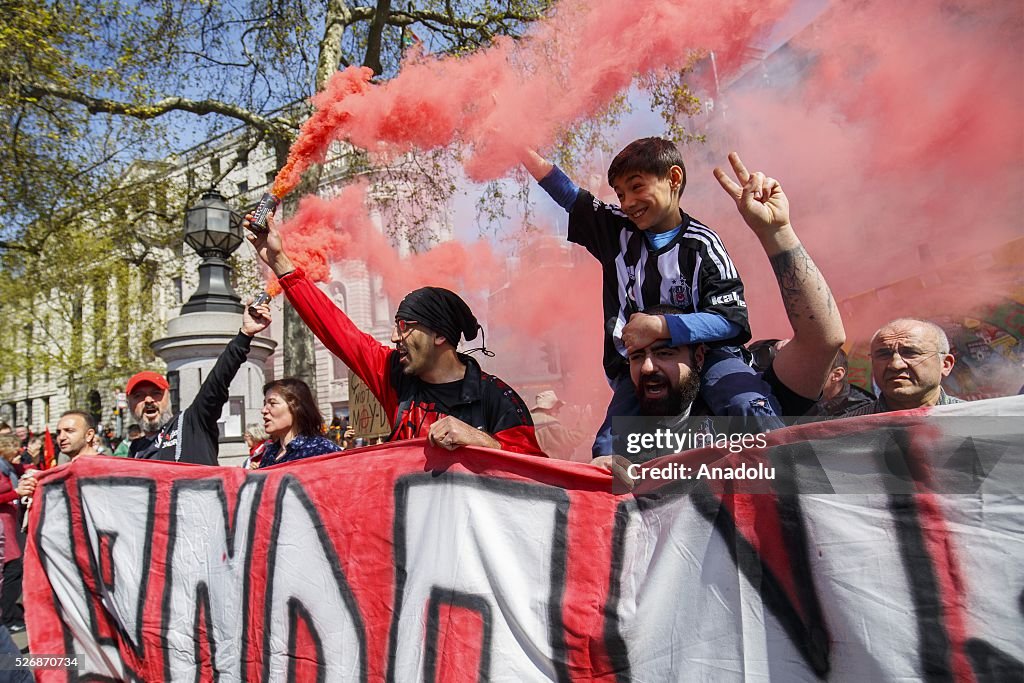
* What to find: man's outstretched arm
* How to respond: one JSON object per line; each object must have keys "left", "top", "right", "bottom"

{"left": 187, "top": 299, "right": 273, "bottom": 441}
{"left": 242, "top": 212, "right": 397, "bottom": 415}
{"left": 714, "top": 152, "right": 845, "bottom": 399}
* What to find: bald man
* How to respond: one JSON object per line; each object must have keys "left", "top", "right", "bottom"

{"left": 845, "top": 318, "right": 963, "bottom": 416}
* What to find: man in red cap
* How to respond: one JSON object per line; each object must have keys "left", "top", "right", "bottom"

{"left": 126, "top": 300, "right": 272, "bottom": 465}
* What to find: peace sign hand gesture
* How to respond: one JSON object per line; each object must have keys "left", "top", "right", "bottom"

{"left": 714, "top": 152, "right": 791, "bottom": 239}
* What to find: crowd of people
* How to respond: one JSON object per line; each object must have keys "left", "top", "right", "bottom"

{"left": 0, "top": 138, "right": 1015, "bottom": 648}
{"left": 5, "top": 141, "right": 998, "bottom": 472}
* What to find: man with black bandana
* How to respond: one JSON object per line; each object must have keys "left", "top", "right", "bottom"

{"left": 243, "top": 214, "right": 543, "bottom": 456}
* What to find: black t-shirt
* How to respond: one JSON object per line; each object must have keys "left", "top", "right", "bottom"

{"left": 417, "top": 380, "right": 463, "bottom": 410}
{"left": 390, "top": 379, "right": 463, "bottom": 435}
{"left": 762, "top": 364, "right": 817, "bottom": 417}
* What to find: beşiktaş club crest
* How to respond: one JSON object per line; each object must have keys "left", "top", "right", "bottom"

{"left": 669, "top": 281, "right": 691, "bottom": 308}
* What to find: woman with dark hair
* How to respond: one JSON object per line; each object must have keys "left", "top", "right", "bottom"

{"left": 258, "top": 378, "right": 338, "bottom": 468}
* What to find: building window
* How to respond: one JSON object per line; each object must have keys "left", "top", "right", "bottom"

{"left": 265, "top": 171, "right": 276, "bottom": 186}
{"left": 168, "top": 371, "right": 180, "bottom": 415}
{"left": 210, "top": 157, "right": 221, "bottom": 178}
{"left": 329, "top": 283, "right": 348, "bottom": 382}
{"left": 218, "top": 397, "right": 244, "bottom": 439}
{"left": 332, "top": 355, "right": 348, "bottom": 381}
{"left": 330, "top": 404, "right": 348, "bottom": 421}
{"left": 238, "top": 180, "right": 248, "bottom": 195}
{"left": 87, "top": 389, "right": 102, "bottom": 427}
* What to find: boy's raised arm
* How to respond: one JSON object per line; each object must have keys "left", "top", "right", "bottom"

{"left": 520, "top": 147, "right": 580, "bottom": 212}
{"left": 520, "top": 148, "right": 554, "bottom": 182}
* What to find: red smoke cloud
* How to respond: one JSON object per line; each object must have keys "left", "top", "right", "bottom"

{"left": 271, "top": 0, "right": 794, "bottom": 193}
{"left": 679, "top": 0, "right": 1023, "bottom": 353}
{"left": 265, "top": 0, "right": 1023, "bottom": 431}
{"left": 272, "top": 68, "right": 374, "bottom": 198}
{"left": 267, "top": 185, "right": 501, "bottom": 304}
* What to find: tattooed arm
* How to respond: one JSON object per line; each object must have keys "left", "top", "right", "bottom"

{"left": 715, "top": 153, "right": 846, "bottom": 398}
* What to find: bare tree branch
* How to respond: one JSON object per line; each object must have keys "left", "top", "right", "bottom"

{"left": 363, "top": 0, "right": 393, "bottom": 76}
{"left": 11, "top": 77, "right": 297, "bottom": 139}
{"left": 386, "top": 7, "right": 544, "bottom": 31}
{"left": 317, "top": 0, "right": 360, "bottom": 90}
{"left": 0, "top": 240, "right": 37, "bottom": 254}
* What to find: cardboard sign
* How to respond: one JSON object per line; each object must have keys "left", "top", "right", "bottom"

{"left": 348, "top": 370, "right": 391, "bottom": 439}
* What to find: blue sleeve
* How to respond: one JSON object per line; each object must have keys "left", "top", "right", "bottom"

{"left": 537, "top": 164, "right": 580, "bottom": 212}
{"left": 665, "top": 313, "right": 743, "bottom": 345}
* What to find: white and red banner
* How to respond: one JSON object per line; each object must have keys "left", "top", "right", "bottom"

{"left": 25, "top": 397, "right": 1024, "bottom": 681}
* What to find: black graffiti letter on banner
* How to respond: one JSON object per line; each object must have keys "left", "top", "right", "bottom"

{"left": 162, "top": 477, "right": 265, "bottom": 682}
{"left": 38, "top": 480, "right": 153, "bottom": 681}
{"left": 262, "top": 475, "right": 368, "bottom": 681}
{"left": 387, "top": 473, "right": 571, "bottom": 683}
{"left": 604, "top": 485, "right": 829, "bottom": 682}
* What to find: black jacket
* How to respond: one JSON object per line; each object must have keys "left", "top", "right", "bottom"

{"left": 129, "top": 332, "right": 253, "bottom": 465}
{"left": 804, "top": 382, "right": 876, "bottom": 418}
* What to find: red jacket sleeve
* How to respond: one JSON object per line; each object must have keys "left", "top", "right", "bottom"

{"left": 280, "top": 269, "right": 399, "bottom": 419}
{"left": 0, "top": 476, "right": 18, "bottom": 505}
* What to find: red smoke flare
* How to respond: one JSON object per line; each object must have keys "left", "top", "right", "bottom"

{"left": 271, "top": 67, "right": 375, "bottom": 198}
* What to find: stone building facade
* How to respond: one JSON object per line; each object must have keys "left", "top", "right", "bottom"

{"left": 0, "top": 125, "right": 451, "bottom": 452}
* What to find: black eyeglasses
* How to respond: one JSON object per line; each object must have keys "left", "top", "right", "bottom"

{"left": 871, "top": 347, "right": 943, "bottom": 364}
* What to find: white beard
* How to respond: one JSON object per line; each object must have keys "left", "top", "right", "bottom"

{"left": 140, "top": 408, "right": 173, "bottom": 434}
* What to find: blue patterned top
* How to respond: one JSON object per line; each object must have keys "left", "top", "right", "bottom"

{"left": 257, "top": 434, "right": 339, "bottom": 468}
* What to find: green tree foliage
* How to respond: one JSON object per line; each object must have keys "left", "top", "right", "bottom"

{"left": 0, "top": 0, "right": 554, "bottom": 396}
{"left": 0, "top": 0, "right": 703, "bottom": 401}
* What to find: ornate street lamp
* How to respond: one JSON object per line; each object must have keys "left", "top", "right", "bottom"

{"left": 180, "top": 189, "right": 244, "bottom": 314}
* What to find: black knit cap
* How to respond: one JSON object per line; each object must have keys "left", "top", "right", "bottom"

{"left": 395, "top": 287, "right": 479, "bottom": 347}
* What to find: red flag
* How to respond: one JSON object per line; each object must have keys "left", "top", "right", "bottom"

{"left": 43, "top": 427, "right": 55, "bottom": 469}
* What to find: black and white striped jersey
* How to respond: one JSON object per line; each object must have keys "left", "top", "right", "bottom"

{"left": 568, "top": 188, "right": 751, "bottom": 379}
